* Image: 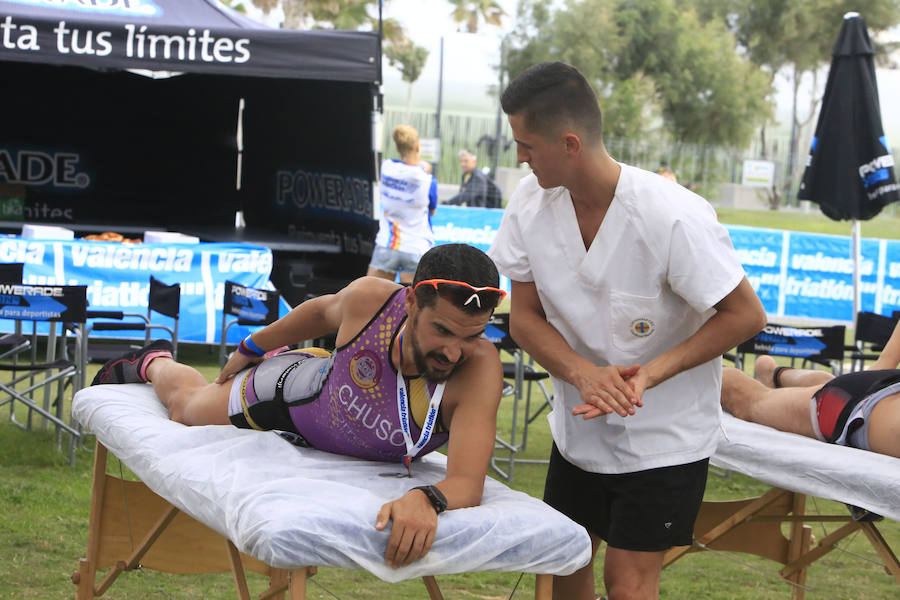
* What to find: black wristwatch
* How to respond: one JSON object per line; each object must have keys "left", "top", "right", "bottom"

{"left": 413, "top": 485, "right": 448, "bottom": 514}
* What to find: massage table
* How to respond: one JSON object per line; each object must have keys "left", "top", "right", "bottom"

{"left": 70, "top": 384, "right": 592, "bottom": 600}
{"left": 664, "top": 413, "right": 900, "bottom": 599}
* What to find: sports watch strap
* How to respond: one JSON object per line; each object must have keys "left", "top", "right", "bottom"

{"left": 412, "top": 485, "right": 448, "bottom": 514}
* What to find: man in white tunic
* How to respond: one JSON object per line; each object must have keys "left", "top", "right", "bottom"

{"left": 488, "top": 62, "right": 766, "bottom": 600}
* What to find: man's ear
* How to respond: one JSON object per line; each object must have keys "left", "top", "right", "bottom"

{"left": 405, "top": 285, "right": 418, "bottom": 316}
{"left": 563, "top": 132, "right": 582, "bottom": 156}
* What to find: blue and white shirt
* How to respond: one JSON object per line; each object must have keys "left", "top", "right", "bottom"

{"left": 375, "top": 159, "right": 438, "bottom": 257}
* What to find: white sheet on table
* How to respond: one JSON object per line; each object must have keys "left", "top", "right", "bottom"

{"left": 72, "top": 384, "right": 591, "bottom": 582}
{"left": 714, "top": 413, "right": 900, "bottom": 521}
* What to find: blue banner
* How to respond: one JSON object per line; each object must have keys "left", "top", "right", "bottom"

{"left": 432, "top": 205, "right": 900, "bottom": 323}
{"left": 0, "top": 237, "right": 289, "bottom": 343}
{"left": 733, "top": 227, "right": 900, "bottom": 322}
{"left": 3, "top": 210, "right": 898, "bottom": 343}
{"left": 728, "top": 225, "right": 785, "bottom": 315}
{"left": 432, "top": 205, "right": 508, "bottom": 291}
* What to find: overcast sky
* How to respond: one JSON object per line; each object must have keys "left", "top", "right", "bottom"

{"left": 379, "top": 0, "right": 516, "bottom": 111}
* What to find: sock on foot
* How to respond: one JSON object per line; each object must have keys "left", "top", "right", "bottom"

{"left": 91, "top": 339, "right": 173, "bottom": 386}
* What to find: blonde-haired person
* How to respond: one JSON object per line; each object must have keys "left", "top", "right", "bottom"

{"left": 369, "top": 125, "right": 438, "bottom": 284}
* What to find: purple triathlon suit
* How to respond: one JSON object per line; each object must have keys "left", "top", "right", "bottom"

{"left": 228, "top": 289, "right": 449, "bottom": 462}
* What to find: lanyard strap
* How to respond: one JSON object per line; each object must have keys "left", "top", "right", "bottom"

{"left": 396, "top": 328, "right": 446, "bottom": 473}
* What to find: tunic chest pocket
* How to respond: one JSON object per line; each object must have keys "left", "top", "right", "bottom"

{"left": 609, "top": 290, "right": 662, "bottom": 356}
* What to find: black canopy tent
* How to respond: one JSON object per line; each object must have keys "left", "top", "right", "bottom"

{"left": 0, "top": 0, "right": 381, "bottom": 303}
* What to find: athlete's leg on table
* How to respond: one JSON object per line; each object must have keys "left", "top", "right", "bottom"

{"left": 146, "top": 357, "right": 231, "bottom": 426}
{"left": 722, "top": 367, "right": 819, "bottom": 438}
{"left": 753, "top": 355, "right": 834, "bottom": 389}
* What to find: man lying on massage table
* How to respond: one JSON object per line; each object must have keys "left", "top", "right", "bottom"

{"left": 721, "top": 319, "right": 900, "bottom": 459}
{"left": 90, "top": 242, "right": 505, "bottom": 569}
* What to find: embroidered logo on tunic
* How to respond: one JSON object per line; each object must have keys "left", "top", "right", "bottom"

{"left": 350, "top": 349, "right": 381, "bottom": 388}
{"left": 630, "top": 318, "right": 654, "bottom": 337}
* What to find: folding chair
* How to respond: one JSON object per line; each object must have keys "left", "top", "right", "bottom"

{"left": 0, "top": 263, "right": 29, "bottom": 361}
{"left": 733, "top": 321, "right": 847, "bottom": 376}
{"left": 76, "top": 276, "right": 181, "bottom": 391}
{"left": 219, "top": 280, "right": 281, "bottom": 367}
{"left": 0, "top": 282, "right": 87, "bottom": 465}
{"left": 846, "top": 311, "right": 900, "bottom": 372}
{"left": 485, "top": 312, "right": 553, "bottom": 480}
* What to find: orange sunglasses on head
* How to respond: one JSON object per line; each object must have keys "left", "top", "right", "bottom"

{"left": 413, "top": 278, "right": 507, "bottom": 309}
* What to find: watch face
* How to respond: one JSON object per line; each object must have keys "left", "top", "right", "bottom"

{"left": 418, "top": 485, "right": 447, "bottom": 513}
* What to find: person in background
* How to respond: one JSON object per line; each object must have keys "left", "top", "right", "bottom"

{"left": 369, "top": 125, "right": 438, "bottom": 284}
{"left": 656, "top": 161, "right": 677, "bottom": 183}
{"left": 489, "top": 61, "right": 765, "bottom": 600}
{"left": 447, "top": 149, "right": 503, "bottom": 209}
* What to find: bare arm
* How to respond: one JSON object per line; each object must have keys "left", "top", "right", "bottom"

{"left": 375, "top": 340, "right": 503, "bottom": 567}
{"left": 215, "top": 277, "right": 393, "bottom": 383}
{"left": 628, "top": 277, "right": 766, "bottom": 400}
{"left": 508, "top": 280, "right": 640, "bottom": 417}
{"left": 870, "top": 319, "right": 900, "bottom": 370}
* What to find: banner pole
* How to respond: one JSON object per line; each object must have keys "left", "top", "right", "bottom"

{"left": 852, "top": 219, "right": 861, "bottom": 328}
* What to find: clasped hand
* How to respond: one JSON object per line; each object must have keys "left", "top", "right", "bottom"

{"left": 572, "top": 364, "right": 646, "bottom": 420}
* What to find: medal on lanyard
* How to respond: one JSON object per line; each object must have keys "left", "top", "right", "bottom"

{"left": 395, "top": 327, "right": 445, "bottom": 478}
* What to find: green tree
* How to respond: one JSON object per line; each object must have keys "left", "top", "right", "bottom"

{"left": 221, "top": 1, "right": 428, "bottom": 124}
{"left": 449, "top": 0, "right": 507, "bottom": 33}
{"left": 384, "top": 33, "right": 430, "bottom": 120}
{"left": 505, "top": 0, "right": 771, "bottom": 148}
{"left": 223, "top": 0, "right": 382, "bottom": 30}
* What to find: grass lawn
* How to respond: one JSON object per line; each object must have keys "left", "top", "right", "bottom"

{"left": 715, "top": 205, "right": 900, "bottom": 240}
{"left": 2, "top": 207, "right": 899, "bottom": 599}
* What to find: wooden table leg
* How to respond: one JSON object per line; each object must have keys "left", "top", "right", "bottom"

{"left": 535, "top": 574, "right": 553, "bottom": 600}
{"left": 289, "top": 567, "right": 316, "bottom": 600}
{"left": 423, "top": 575, "right": 444, "bottom": 599}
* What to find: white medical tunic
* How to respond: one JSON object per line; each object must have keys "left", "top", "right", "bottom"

{"left": 489, "top": 165, "right": 745, "bottom": 474}
{"left": 375, "top": 159, "right": 437, "bottom": 257}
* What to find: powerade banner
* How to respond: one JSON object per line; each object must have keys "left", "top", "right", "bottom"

{"left": 737, "top": 323, "right": 846, "bottom": 362}
{"left": 433, "top": 207, "right": 900, "bottom": 322}
{"left": 224, "top": 280, "right": 278, "bottom": 325}
{"left": 0, "top": 237, "right": 288, "bottom": 342}
{"left": 0, "top": 282, "right": 85, "bottom": 321}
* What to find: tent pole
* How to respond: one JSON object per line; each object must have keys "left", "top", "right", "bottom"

{"left": 852, "top": 219, "right": 861, "bottom": 327}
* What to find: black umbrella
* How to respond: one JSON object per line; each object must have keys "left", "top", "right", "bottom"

{"left": 797, "top": 12, "right": 900, "bottom": 318}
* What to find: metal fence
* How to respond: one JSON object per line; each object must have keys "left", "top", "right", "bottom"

{"left": 382, "top": 107, "right": 900, "bottom": 215}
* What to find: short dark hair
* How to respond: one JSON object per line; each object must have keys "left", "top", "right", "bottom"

{"left": 501, "top": 61, "right": 603, "bottom": 143}
{"left": 412, "top": 244, "right": 500, "bottom": 314}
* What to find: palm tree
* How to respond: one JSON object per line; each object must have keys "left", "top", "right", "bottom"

{"left": 448, "top": 0, "right": 506, "bottom": 33}
{"left": 384, "top": 34, "right": 429, "bottom": 120}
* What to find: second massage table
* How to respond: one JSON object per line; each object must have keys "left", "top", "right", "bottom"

{"left": 70, "top": 384, "right": 592, "bottom": 599}
{"left": 665, "top": 412, "right": 900, "bottom": 599}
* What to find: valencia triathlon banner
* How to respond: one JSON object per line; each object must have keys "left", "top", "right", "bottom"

{"left": 0, "top": 237, "right": 287, "bottom": 343}
{"left": 1, "top": 207, "right": 898, "bottom": 344}
{"left": 432, "top": 206, "right": 900, "bottom": 322}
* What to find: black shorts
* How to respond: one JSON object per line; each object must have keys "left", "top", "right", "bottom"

{"left": 812, "top": 369, "right": 900, "bottom": 445}
{"left": 543, "top": 443, "right": 709, "bottom": 552}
